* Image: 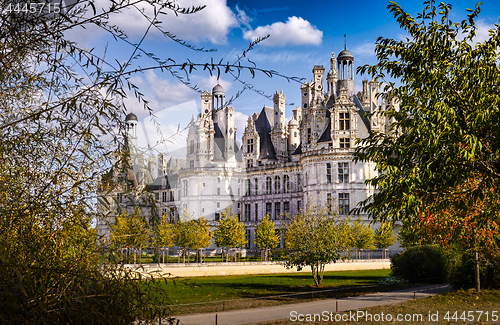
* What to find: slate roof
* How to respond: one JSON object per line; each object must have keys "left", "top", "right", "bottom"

{"left": 353, "top": 94, "right": 371, "bottom": 131}
{"left": 254, "top": 106, "right": 277, "bottom": 160}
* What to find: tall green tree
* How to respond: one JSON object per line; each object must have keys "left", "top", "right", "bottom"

{"left": 111, "top": 207, "right": 151, "bottom": 264}
{"left": 254, "top": 214, "right": 280, "bottom": 261}
{"left": 348, "top": 218, "right": 375, "bottom": 253}
{"left": 174, "top": 211, "right": 213, "bottom": 263}
{"left": 374, "top": 222, "right": 396, "bottom": 251}
{"left": 283, "top": 206, "right": 350, "bottom": 286}
{"left": 154, "top": 214, "right": 175, "bottom": 263}
{"left": 214, "top": 208, "right": 247, "bottom": 262}
{"left": 354, "top": 1, "right": 500, "bottom": 291}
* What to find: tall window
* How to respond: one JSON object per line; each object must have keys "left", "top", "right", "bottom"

{"left": 244, "top": 204, "right": 251, "bottom": 221}
{"left": 297, "top": 200, "right": 301, "bottom": 212}
{"left": 247, "top": 159, "right": 253, "bottom": 168}
{"left": 217, "top": 188, "right": 221, "bottom": 195}
{"left": 266, "top": 177, "right": 272, "bottom": 194}
{"left": 339, "top": 112, "right": 350, "bottom": 130}
{"left": 326, "top": 163, "right": 332, "bottom": 183}
{"left": 283, "top": 201, "right": 290, "bottom": 217}
{"left": 339, "top": 193, "right": 350, "bottom": 215}
{"left": 339, "top": 138, "right": 350, "bottom": 148}
{"left": 215, "top": 213, "right": 220, "bottom": 221}
{"left": 189, "top": 140, "right": 195, "bottom": 154}
{"left": 283, "top": 175, "right": 290, "bottom": 193}
{"left": 245, "top": 179, "right": 251, "bottom": 196}
{"left": 297, "top": 174, "right": 302, "bottom": 191}
{"left": 117, "top": 193, "right": 123, "bottom": 203}
{"left": 275, "top": 176, "right": 281, "bottom": 194}
{"left": 162, "top": 191, "right": 167, "bottom": 202}
{"left": 189, "top": 160, "right": 194, "bottom": 168}
{"left": 255, "top": 203, "right": 259, "bottom": 221}
{"left": 245, "top": 230, "right": 251, "bottom": 249}
{"left": 327, "top": 193, "right": 333, "bottom": 213}
{"left": 338, "top": 162, "right": 349, "bottom": 183}
{"left": 183, "top": 180, "right": 187, "bottom": 196}
{"left": 170, "top": 191, "right": 174, "bottom": 201}
{"left": 307, "top": 128, "right": 312, "bottom": 143}
{"left": 266, "top": 202, "right": 272, "bottom": 218}
{"left": 274, "top": 202, "right": 281, "bottom": 220}
{"left": 247, "top": 138, "right": 254, "bottom": 153}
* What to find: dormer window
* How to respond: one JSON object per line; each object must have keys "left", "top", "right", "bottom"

{"left": 247, "top": 138, "right": 254, "bottom": 153}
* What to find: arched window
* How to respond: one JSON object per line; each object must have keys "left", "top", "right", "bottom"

{"left": 275, "top": 176, "right": 281, "bottom": 194}
{"left": 283, "top": 175, "right": 290, "bottom": 193}
{"left": 266, "top": 177, "right": 272, "bottom": 194}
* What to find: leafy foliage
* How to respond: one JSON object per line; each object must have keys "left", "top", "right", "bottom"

{"left": 111, "top": 207, "right": 152, "bottom": 249}
{"left": 214, "top": 208, "right": 247, "bottom": 262}
{"left": 391, "top": 245, "right": 448, "bottom": 283}
{"left": 283, "top": 206, "right": 350, "bottom": 286}
{"left": 0, "top": 0, "right": 298, "bottom": 322}
{"left": 348, "top": 218, "right": 375, "bottom": 250}
{"left": 174, "top": 212, "right": 213, "bottom": 263}
{"left": 374, "top": 222, "right": 396, "bottom": 249}
{"left": 254, "top": 214, "right": 280, "bottom": 261}
{"left": 354, "top": 1, "right": 500, "bottom": 290}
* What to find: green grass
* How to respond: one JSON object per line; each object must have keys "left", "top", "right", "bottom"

{"left": 154, "top": 269, "right": 396, "bottom": 314}
{"left": 257, "top": 289, "right": 500, "bottom": 324}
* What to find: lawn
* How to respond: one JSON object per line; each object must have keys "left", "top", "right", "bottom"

{"left": 155, "top": 269, "right": 399, "bottom": 314}
{"left": 256, "top": 289, "right": 500, "bottom": 324}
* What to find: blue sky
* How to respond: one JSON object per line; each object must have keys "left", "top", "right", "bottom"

{"left": 75, "top": 0, "right": 500, "bottom": 153}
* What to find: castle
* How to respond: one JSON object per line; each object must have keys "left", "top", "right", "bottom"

{"left": 98, "top": 48, "right": 396, "bottom": 250}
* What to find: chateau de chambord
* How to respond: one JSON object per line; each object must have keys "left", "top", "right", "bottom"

{"left": 98, "top": 48, "right": 398, "bottom": 250}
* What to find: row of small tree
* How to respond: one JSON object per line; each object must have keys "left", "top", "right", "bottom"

{"left": 110, "top": 205, "right": 394, "bottom": 269}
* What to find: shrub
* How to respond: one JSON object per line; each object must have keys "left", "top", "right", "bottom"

{"left": 391, "top": 245, "right": 448, "bottom": 283}
{"left": 449, "top": 251, "right": 500, "bottom": 289}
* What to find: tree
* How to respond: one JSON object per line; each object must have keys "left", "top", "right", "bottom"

{"left": 254, "top": 214, "right": 280, "bottom": 261}
{"left": 354, "top": 1, "right": 500, "bottom": 291}
{"left": 174, "top": 211, "right": 213, "bottom": 263}
{"left": 214, "top": 208, "right": 247, "bottom": 262}
{"left": 283, "top": 206, "right": 350, "bottom": 286}
{"left": 374, "top": 222, "right": 396, "bottom": 250}
{"left": 154, "top": 214, "right": 175, "bottom": 263}
{"left": 111, "top": 207, "right": 151, "bottom": 264}
{"left": 348, "top": 218, "right": 375, "bottom": 257}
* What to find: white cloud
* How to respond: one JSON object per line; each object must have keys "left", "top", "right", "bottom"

{"left": 351, "top": 42, "right": 375, "bottom": 58}
{"left": 105, "top": 0, "right": 238, "bottom": 43}
{"left": 233, "top": 111, "right": 248, "bottom": 140}
{"left": 248, "top": 50, "right": 323, "bottom": 65}
{"left": 243, "top": 16, "right": 323, "bottom": 46}
{"left": 474, "top": 20, "right": 494, "bottom": 44}
{"left": 145, "top": 70, "right": 197, "bottom": 104}
{"left": 235, "top": 4, "right": 252, "bottom": 30}
{"left": 198, "top": 75, "right": 232, "bottom": 93}
{"left": 67, "top": 0, "right": 238, "bottom": 45}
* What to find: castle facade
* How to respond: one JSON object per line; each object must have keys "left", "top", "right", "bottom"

{"left": 99, "top": 49, "right": 395, "bottom": 250}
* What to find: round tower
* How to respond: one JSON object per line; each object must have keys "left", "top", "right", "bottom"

{"left": 212, "top": 84, "right": 225, "bottom": 110}
{"left": 336, "top": 48, "right": 355, "bottom": 97}
{"left": 125, "top": 112, "right": 138, "bottom": 148}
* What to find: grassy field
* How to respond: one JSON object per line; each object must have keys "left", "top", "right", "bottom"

{"left": 153, "top": 269, "right": 411, "bottom": 314}
{"left": 255, "top": 289, "right": 500, "bottom": 324}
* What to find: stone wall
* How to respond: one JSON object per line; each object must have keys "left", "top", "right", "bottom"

{"left": 132, "top": 259, "right": 390, "bottom": 278}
